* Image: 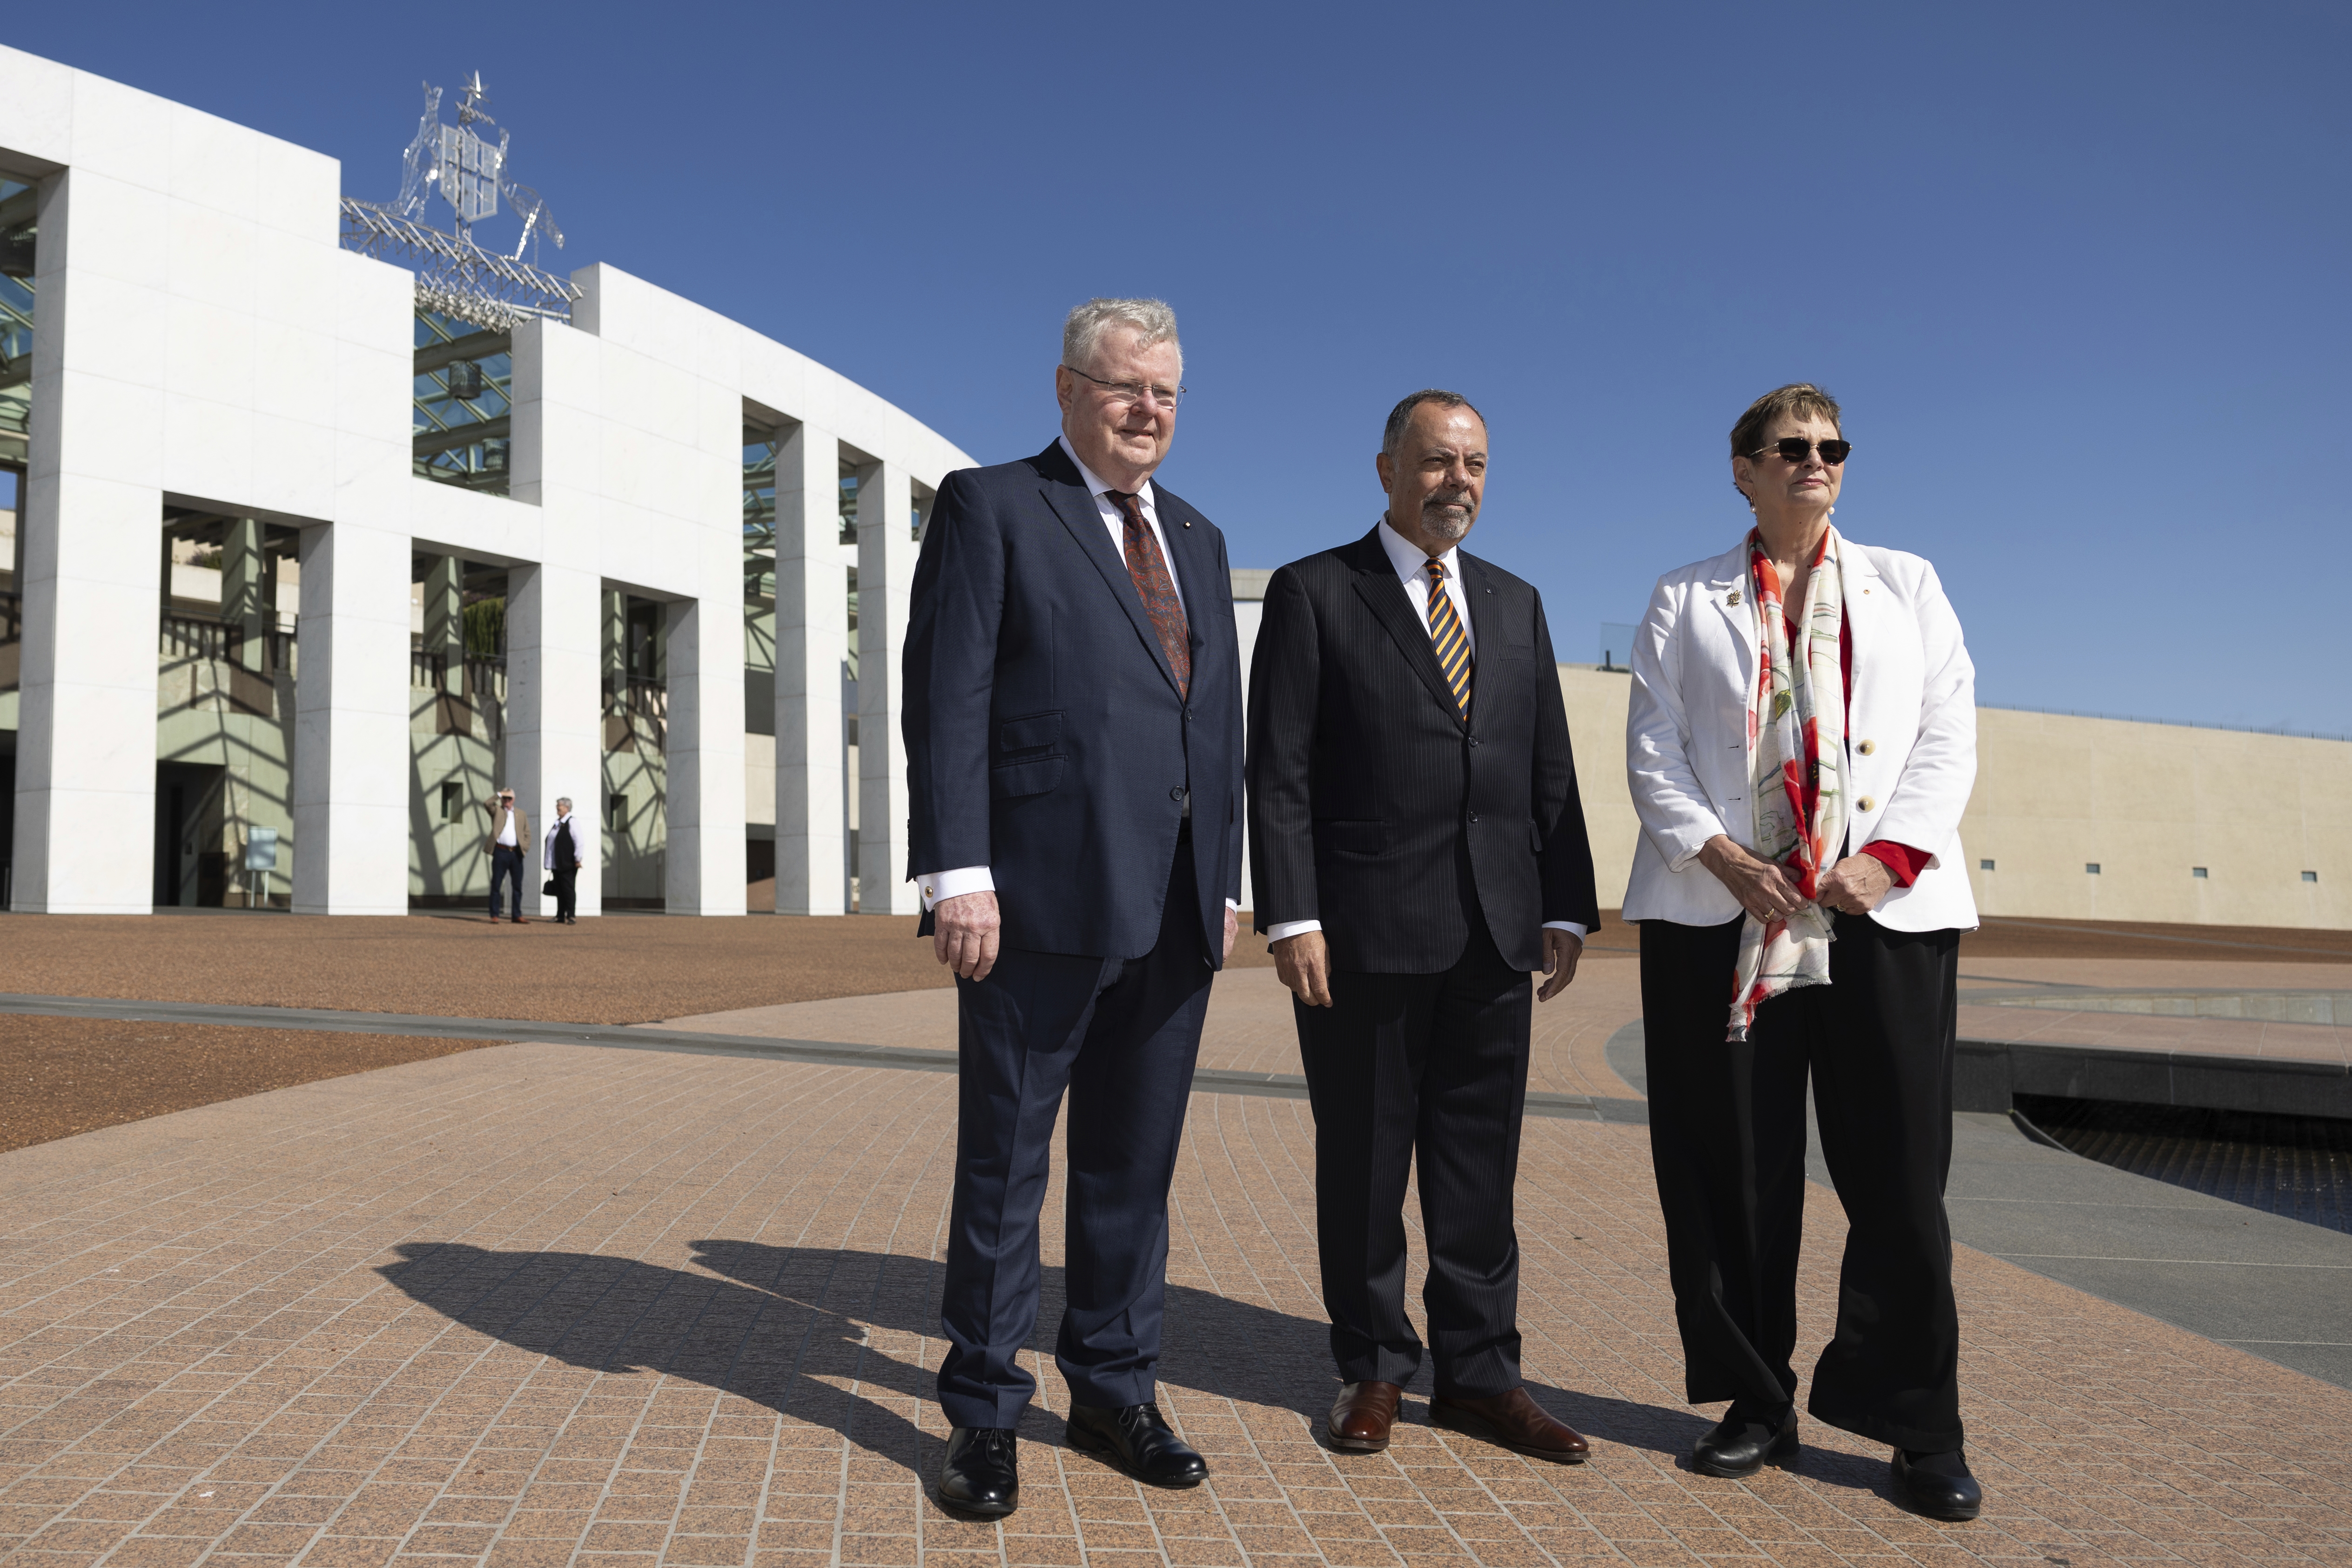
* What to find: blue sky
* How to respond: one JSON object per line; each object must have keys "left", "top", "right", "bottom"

{"left": 10, "top": 3, "right": 2348, "bottom": 733}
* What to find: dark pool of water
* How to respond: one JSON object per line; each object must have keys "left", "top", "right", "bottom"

{"left": 2011, "top": 1094, "right": 2352, "bottom": 1235}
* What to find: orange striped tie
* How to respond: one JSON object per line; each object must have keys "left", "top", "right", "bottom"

{"left": 1425, "top": 559, "right": 1471, "bottom": 718}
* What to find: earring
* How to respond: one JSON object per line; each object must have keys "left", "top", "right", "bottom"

{"left": 1828, "top": 505, "right": 1835, "bottom": 516}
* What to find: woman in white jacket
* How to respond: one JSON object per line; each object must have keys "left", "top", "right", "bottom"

{"left": 1624, "top": 384, "right": 1980, "bottom": 1521}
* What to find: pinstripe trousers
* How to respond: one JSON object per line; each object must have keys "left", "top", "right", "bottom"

{"left": 1296, "top": 917, "right": 1533, "bottom": 1398}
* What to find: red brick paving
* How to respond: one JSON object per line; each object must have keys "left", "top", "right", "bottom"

{"left": 3, "top": 1031, "right": 2347, "bottom": 1568}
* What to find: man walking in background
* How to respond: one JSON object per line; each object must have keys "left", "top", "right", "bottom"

{"left": 484, "top": 787, "right": 530, "bottom": 925}
{"left": 1247, "top": 390, "right": 1601, "bottom": 1461}
{"left": 903, "top": 298, "right": 1244, "bottom": 1516}
{"left": 542, "top": 796, "right": 587, "bottom": 925}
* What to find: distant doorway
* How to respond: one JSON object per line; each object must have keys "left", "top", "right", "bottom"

{"left": 154, "top": 761, "right": 226, "bottom": 907}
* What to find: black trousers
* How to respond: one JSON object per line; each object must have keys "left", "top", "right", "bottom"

{"left": 488, "top": 845, "right": 524, "bottom": 920}
{"left": 935, "top": 840, "right": 1213, "bottom": 1430}
{"left": 551, "top": 865, "right": 578, "bottom": 921}
{"left": 1639, "top": 911, "right": 1964, "bottom": 1451}
{"left": 1296, "top": 916, "right": 1532, "bottom": 1398}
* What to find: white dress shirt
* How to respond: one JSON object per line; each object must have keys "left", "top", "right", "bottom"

{"left": 494, "top": 808, "right": 518, "bottom": 848}
{"left": 1263, "top": 519, "right": 1589, "bottom": 949}
{"left": 917, "top": 436, "right": 1232, "bottom": 916}
{"left": 543, "top": 814, "right": 590, "bottom": 868}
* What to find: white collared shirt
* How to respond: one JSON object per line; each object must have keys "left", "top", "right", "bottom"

{"left": 916, "top": 434, "right": 1223, "bottom": 914}
{"left": 1263, "top": 518, "right": 1588, "bottom": 948}
{"left": 543, "top": 813, "right": 590, "bottom": 868}
{"left": 494, "top": 808, "right": 518, "bottom": 848}
{"left": 1057, "top": 432, "right": 1190, "bottom": 619}
{"left": 1376, "top": 517, "right": 1474, "bottom": 659}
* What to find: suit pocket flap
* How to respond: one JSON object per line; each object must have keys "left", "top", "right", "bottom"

{"left": 999, "top": 711, "right": 1063, "bottom": 753}
{"left": 1313, "top": 819, "right": 1388, "bottom": 856}
{"left": 991, "top": 757, "right": 1064, "bottom": 798}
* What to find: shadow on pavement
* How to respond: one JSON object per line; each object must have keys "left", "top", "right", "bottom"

{"left": 378, "top": 1240, "right": 1687, "bottom": 1483}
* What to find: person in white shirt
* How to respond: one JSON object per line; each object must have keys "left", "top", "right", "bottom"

{"left": 541, "top": 797, "right": 589, "bottom": 925}
{"left": 484, "top": 788, "right": 529, "bottom": 925}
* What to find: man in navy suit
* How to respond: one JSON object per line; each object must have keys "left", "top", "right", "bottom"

{"left": 903, "top": 298, "right": 1243, "bottom": 1517}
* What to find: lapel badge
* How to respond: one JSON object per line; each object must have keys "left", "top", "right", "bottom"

{"left": 1727, "top": 590, "right": 1743, "bottom": 606}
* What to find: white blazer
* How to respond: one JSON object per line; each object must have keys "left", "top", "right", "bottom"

{"left": 1622, "top": 536, "right": 1979, "bottom": 933}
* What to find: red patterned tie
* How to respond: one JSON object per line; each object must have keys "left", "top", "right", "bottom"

{"left": 1106, "top": 489, "right": 1191, "bottom": 699}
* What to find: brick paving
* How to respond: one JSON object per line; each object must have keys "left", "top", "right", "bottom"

{"left": 4, "top": 1025, "right": 2349, "bottom": 1568}
{"left": 649, "top": 963, "right": 1647, "bottom": 1101}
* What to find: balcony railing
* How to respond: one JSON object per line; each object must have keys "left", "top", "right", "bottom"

{"left": 161, "top": 614, "right": 293, "bottom": 674}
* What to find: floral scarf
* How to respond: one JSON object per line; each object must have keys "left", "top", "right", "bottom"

{"left": 1727, "top": 525, "right": 1848, "bottom": 1041}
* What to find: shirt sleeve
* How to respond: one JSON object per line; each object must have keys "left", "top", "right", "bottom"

{"left": 916, "top": 866, "right": 995, "bottom": 910}
{"left": 1860, "top": 840, "right": 1934, "bottom": 888}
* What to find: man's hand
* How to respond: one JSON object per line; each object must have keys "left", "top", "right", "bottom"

{"left": 1223, "top": 904, "right": 1238, "bottom": 964}
{"left": 1272, "top": 929, "right": 1333, "bottom": 1008}
{"left": 933, "top": 891, "right": 1002, "bottom": 982}
{"left": 1538, "top": 928, "right": 1583, "bottom": 1002}
{"left": 1696, "top": 834, "right": 1807, "bottom": 922}
{"left": 1817, "top": 854, "right": 1895, "bottom": 915}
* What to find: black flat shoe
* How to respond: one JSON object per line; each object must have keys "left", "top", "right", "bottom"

{"left": 1691, "top": 1407, "right": 1798, "bottom": 1478}
{"left": 1893, "top": 1449, "right": 1982, "bottom": 1521}
{"left": 937, "top": 1426, "right": 1019, "bottom": 1517}
{"left": 1065, "top": 1402, "right": 1208, "bottom": 1487}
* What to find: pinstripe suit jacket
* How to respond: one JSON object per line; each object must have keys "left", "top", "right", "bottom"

{"left": 1246, "top": 527, "right": 1599, "bottom": 973}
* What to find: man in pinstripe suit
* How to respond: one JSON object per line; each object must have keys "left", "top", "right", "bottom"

{"left": 1246, "top": 390, "right": 1601, "bottom": 1461}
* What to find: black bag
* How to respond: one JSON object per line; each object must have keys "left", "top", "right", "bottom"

{"left": 542, "top": 880, "right": 558, "bottom": 895}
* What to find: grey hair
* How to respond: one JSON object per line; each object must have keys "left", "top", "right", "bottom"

{"left": 1062, "top": 297, "right": 1181, "bottom": 375}
{"left": 556, "top": 797, "right": 572, "bottom": 810}
{"left": 1382, "top": 390, "right": 1486, "bottom": 458}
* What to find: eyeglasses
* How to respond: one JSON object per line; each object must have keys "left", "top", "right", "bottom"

{"left": 1747, "top": 437, "right": 1851, "bottom": 465}
{"left": 1065, "top": 365, "right": 1185, "bottom": 411}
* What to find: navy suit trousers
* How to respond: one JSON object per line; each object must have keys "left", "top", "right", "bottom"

{"left": 935, "top": 844, "right": 1212, "bottom": 1430}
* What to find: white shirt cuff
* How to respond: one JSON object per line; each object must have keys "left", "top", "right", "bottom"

{"left": 1543, "top": 921, "right": 1589, "bottom": 940}
{"left": 916, "top": 866, "right": 994, "bottom": 911}
{"left": 1266, "top": 918, "right": 1322, "bottom": 942}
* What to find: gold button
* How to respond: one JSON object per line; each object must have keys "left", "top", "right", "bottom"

{"left": 1858, "top": 740, "right": 1876, "bottom": 755}
{"left": 1858, "top": 795, "right": 1876, "bottom": 812}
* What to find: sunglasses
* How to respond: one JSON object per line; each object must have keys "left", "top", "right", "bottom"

{"left": 1748, "top": 437, "right": 1851, "bottom": 465}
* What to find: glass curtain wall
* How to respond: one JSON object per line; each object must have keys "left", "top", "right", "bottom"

{"left": 413, "top": 310, "right": 513, "bottom": 494}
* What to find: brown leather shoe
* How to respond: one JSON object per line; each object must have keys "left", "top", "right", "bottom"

{"left": 1326, "top": 1381, "right": 1403, "bottom": 1453}
{"left": 1430, "top": 1387, "right": 1589, "bottom": 1464}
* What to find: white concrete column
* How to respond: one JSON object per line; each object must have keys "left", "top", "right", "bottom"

{"left": 771, "top": 419, "right": 846, "bottom": 915}
{"left": 856, "top": 461, "right": 920, "bottom": 915}
{"left": 506, "top": 560, "right": 604, "bottom": 919}
{"left": 664, "top": 593, "right": 745, "bottom": 915}
{"left": 12, "top": 168, "right": 163, "bottom": 913}
{"left": 289, "top": 518, "right": 413, "bottom": 914}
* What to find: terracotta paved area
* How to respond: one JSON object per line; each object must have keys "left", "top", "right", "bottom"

{"left": 6, "top": 1027, "right": 2351, "bottom": 1568}
{"left": 650, "top": 962, "right": 1648, "bottom": 1101}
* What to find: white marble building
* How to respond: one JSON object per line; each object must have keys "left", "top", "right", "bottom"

{"left": 0, "top": 44, "right": 970, "bottom": 917}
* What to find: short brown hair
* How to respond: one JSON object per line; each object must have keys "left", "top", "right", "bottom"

{"left": 1730, "top": 383, "right": 1842, "bottom": 461}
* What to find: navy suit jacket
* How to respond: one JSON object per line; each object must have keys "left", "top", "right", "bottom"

{"left": 903, "top": 440, "right": 1244, "bottom": 963}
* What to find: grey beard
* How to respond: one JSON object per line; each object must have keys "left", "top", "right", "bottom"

{"left": 1421, "top": 500, "right": 1474, "bottom": 542}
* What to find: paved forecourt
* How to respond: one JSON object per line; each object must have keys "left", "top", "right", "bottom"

{"left": 4, "top": 969, "right": 2351, "bottom": 1568}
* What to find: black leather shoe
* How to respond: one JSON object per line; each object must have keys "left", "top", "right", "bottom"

{"left": 1691, "top": 1407, "right": 1798, "bottom": 1478}
{"left": 937, "top": 1426, "right": 1019, "bottom": 1517}
{"left": 1065, "top": 1402, "right": 1208, "bottom": 1487}
{"left": 1893, "top": 1449, "right": 1982, "bottom": 1521}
